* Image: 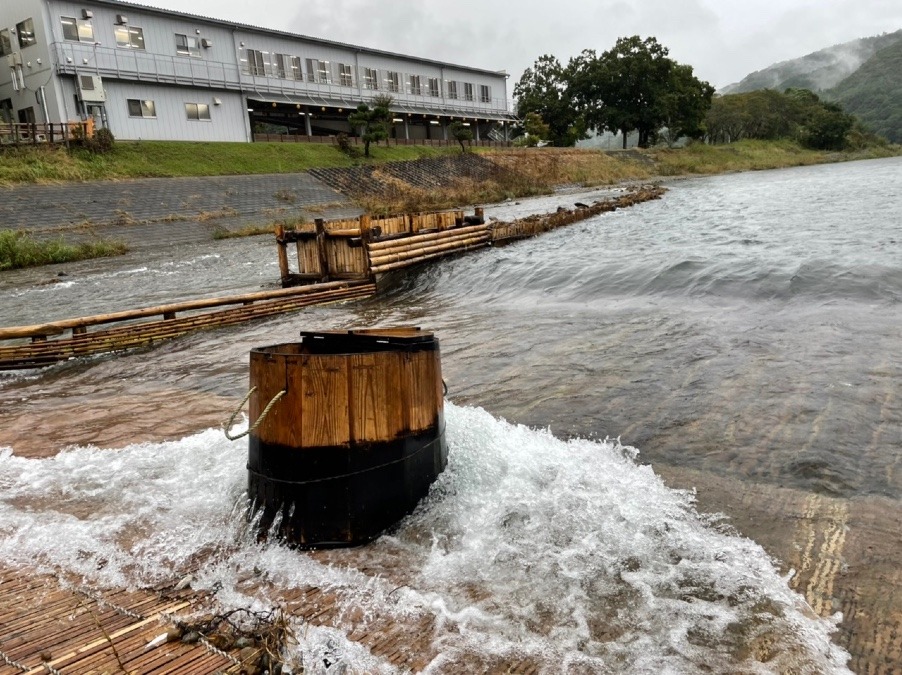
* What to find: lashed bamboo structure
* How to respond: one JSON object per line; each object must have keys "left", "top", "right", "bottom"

{"left": 0, "top": 186, "right": 665, "bottom": 370}
{"left": 275, "top": 186, "right": 666, "bottom": 286}
{"left": 0, "top": 282, "right": 375, "bottom": 370}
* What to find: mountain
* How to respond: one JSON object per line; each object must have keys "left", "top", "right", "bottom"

{"left": 827, "top": 38, "right": 902, "bottom": 143}
{"left": 720, "top": 31, "right": 902, "bottom": 95}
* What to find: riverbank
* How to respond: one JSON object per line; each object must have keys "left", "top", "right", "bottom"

{"left": 2, "top": 138, "right": 898, "bottom": 191}
{"left": 3, "top": 140, "right": 898, "bottom": 267}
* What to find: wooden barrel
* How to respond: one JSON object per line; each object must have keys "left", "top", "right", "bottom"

{"left": 247, "top": 327, "right": 447, "bottom": 547}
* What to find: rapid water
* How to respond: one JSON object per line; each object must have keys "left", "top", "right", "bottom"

{"left": 1, "top": 156, "right": 900, "bottom": 672}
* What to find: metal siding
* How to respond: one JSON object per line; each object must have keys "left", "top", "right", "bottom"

{"left": 104, "top": 82, "right": 246, "bottom": 140}
{"left": 1, "top": 0, "right": 65, "bottom": 123}
{"left": 5, "top": 0, "right": 512, "bottom": 137}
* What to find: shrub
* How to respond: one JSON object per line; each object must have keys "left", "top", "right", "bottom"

{"left": 86, "top": 127, "right": 115, "bottom": 154}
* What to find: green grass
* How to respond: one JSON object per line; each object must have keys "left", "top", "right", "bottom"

{"left": 0, "top": 230, "right": 129, "bottom": 270}
{"left": 647, "top": 139, "right": 902, "bottom": 176}
{"left": 2, "top": 139, "right": 897, "bottom": 186}
{"left": 0, "top": 141, "right": 461, "bottom": 184}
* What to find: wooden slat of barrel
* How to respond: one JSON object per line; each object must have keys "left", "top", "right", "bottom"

{"left": 301, "top": 355, "right": 350, "bottom": 447}
{"left": 404, "top": 351, "right": 439, "bottom": 432}
{"left": 349, "top": 352, "right": 404, "bottom": 443}
{"left": 249, "top": 351, "right": 289, "bottom": 445}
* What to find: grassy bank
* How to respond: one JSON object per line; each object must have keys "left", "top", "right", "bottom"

{"left": 354, "top": 141, "right": 902, "bottom": 214}
{"left": 646, "top": 139, "right": 901, "bottom": 175}
{"left": 0, "top": 141, "right": 457, "bottom": 184}
{"left": 1, "top": 138, "right": 897, "bottom": 187}
{"left": 0, "top": 230, "right": 128, "bottom": 270}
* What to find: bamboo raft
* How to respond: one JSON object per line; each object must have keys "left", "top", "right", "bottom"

{"left": 0, "top": 565, "right": 542, "bottom": 673}
{"left": 0, "top": 186, "right": 665, "bottom": 370}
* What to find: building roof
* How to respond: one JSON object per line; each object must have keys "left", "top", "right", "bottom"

{"left": 73, "top": 0, "right": 511, "bottom": 79}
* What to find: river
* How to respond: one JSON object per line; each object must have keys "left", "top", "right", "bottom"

{"left": 1, "top": 156, "right": 900, "bottom": 673}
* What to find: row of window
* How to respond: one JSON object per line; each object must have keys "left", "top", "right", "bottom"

{"left": 0, "top": 16, "right": 494, "bottom": 104}
{"left": 127, "top": 99, "right": 211, "bottom": 121}
{"left": 244, "top": 52, "right": 493, "bottom": 102}
{"left": 0, "top": 19, "right": 36, "bottom": 55}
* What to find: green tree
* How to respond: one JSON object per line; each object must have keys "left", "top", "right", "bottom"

{"left": 659, "top": 64, "right": 715, "bottom": 146}
{"left": 520, "top": 112, "right": 551, "bottom": 146}
{"left": 449, "top": 120, "right": 473, "bottom": 152}
{"left": 514, "top": 54, "right": 586, "bottom": 146}
{"left": 800, "top": 101, "right": 855, "bottom": 150}
{"left": 348, "top": 94, "right": 393, "bottom": 157}
{"left": 569, "top": 36, "right": 712, "bottom": 148}
{"left": 706, "top": 88, "right": 857, "bottom": 149}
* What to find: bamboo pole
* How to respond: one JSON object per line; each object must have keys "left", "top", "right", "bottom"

{"left": 367, "top": 224, "right": 488, "bottom": 251}
{"left": 314, "top": 218, "right": 330, "bottom": 282}
{"left": 0, "top": 281, "right": 368, "bottom": 340}
{"left": 276, "top": 224, "right": 290, "bottom": 284}
{"left": 367, "top": 229, "right": 490, "bottom": 260}
{"left": 368, "top": 235, "right": 490, "bottom": 267}
{"left": 370, "top": 243, "right": 490, "bottom": 274}
{"left": 0, "top": 285, "right": 376, "bottom": 370}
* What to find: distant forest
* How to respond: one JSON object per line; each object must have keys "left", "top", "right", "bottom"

{"left": 721, "top": 30, "right": 902, "bottom": 144}
{"left": 827, "top": 38, "right": 902, "bottom": 143}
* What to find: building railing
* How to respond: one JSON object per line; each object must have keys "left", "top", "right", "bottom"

{"left": 0, "top": 121, "right": 91, "bottom": 146}
{"left": 51, "top": 42, "right": 516, "bottom": 118}
{"left": 252, "top": 133, "right": 512, "bottom": 147}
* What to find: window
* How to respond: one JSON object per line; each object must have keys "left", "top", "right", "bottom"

{"left": 275, "top": 54, "right": 287, "bottom": 78}
{"left": 185, "top": 103, "right": 210, "bottom": 121}
{"left": 127, "top": 99, "right": 156, "bottom": 118}
{"left": 17, "top": 18, "right": 37, "bottom": 48}
{"left": 290, "top": 56, "right": 302, "bottom": 80}
{"left": 175, "top": 33, "right": 200, "bottom": 57}
{"left": 339, "top": 63, "right": 353, "bottom": 87}
{"left": 428, "top": 77, "right": 439, "bottom": 97}
{"left": 408, "top": 75, "right": 421, "bottom": 96}
{"left": 386, "top": 71, "right": 400, "bottom": 93}
{"left": 363, "top": 67, "right": 378, "bottom": 90}
{"left": 115, "top": 26, "right": 144, "bottom": 49}
{"left": 480, "top": 85, "right": 491, "bottom": 103}
{"left": 0, "top": 29, "right": 11, "bottom": 57}
{"left": 61, "top": 17, "right": 94, "bottom": 42}
{"left": 18, "top": 107, "right": 36, "bottom": 124}
{"left": 447, "top": 80, "right": 458, "bottom": 99}
{"left": 0, "top": 99, "right": 12, "bottom": 124}
{"left": 464, "top": 83, "right": 474, "bottom": 101}
{"left": 317, "top": 60, "right": 330, "bottom": 83}
{"left": 247, "top": 49, "right": 266, "bottom": 76}
{"left": 305, "top": 59, "right": 330, "bottom": 83}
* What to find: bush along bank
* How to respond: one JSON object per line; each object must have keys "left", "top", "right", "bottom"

{"left": 0, "top": 230, "right": 128, "bottom": 271}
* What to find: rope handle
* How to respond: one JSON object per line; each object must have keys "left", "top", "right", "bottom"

{"left": 224, "top": 386, "right": 287, "bottom": 441}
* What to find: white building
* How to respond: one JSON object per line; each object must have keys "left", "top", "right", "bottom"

{"left": 0, "top": 0, "right": 516, "bottom": 142}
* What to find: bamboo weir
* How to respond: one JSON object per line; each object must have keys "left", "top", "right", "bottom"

{"left": 0, "top": 185, "right": 682, "bottom": 673}
{"left": 0, "top": 185, "right": 665, "bottom": 370}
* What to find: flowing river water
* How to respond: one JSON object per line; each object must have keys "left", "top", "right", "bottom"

{"left": 0, "top": 157, "right": 900, "bottom": 673}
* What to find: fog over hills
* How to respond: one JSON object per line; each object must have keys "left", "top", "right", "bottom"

{"left": 720, "top": 30, "right": 902, "bottom": 95}
{"left": 828, "top": 38, "right": 902, "bottom": 143}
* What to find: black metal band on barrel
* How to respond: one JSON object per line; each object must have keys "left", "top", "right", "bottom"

{"left": 247, "top": 427, "right": 446, "bottom": 486}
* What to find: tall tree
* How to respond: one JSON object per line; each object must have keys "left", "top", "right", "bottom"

{"left": 514, "top": 55, "right": 586, "bottom": 146}
{"left": 658, "top": 64, "right": 715, "bottom": 146}
{"left": 348, "top": 94, "right": 393, "bottom": 157}
{"left": 569, "top": 36, "right": 712, "bottom": 148}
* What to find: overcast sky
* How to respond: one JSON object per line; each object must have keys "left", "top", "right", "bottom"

{"left": 139, "top": 0, "right": 901, "bottom": 90}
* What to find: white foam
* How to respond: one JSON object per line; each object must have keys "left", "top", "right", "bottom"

{"left": 0, "top": 404, "right": 851, "bottom": 673}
